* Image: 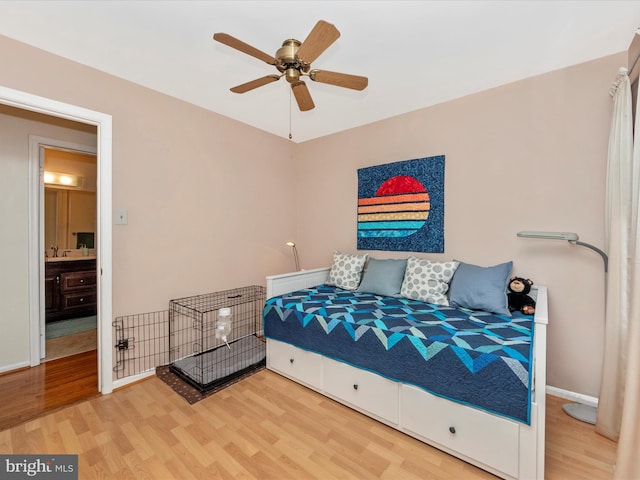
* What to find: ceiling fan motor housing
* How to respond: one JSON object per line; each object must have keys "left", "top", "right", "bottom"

{"left": 276, "top": 39, "right": 300, "bottom": 64}
{"left": 276, "top": 39, "right": 310, "bottom": 83}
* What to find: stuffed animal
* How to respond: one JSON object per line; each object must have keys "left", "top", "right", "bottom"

{"left": 507, "top": 277, "right": 536, "bottom": 315}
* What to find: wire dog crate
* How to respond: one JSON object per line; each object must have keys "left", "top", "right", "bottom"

{"left": 169, "top": 285, "right": 266, "bottom": 392}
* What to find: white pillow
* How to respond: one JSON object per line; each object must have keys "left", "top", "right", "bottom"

{"left": 400, "top": 256, "right": 459, "bottom": 305}
{"left": 326, "top": 251, "right": 368, "bottom": 291}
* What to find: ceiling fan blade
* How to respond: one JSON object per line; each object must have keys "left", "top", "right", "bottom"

{"left": 296, "top": 20, "right": 340, "bottom": 64}
{"left": 213, "top": 33, "right": 277, "bottom": 65}
{"left": 291, "top": 81, "right": 315, "bottom": 111}
{"left": 230, "top": 75, "right": 281, "bottom": 93}
{"left": 310, "top": 70, "right": 368, "bottom": 91}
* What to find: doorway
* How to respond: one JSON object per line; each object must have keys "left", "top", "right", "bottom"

{"left": 42, "top": 146, "right": 98, "bottom": 362}
{"left": 0, "top": 84, "right": 114, "bottom": 395}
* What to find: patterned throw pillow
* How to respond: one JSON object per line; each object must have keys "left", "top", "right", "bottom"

{"left": 400, "top": 256, "right": 459, "bottom": 305}
{"left": 326, "top": 251, "right": 368, "bottom": 291}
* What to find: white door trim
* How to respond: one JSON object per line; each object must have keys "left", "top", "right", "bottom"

{"left": 30, "top": 137, "right": 97, "bottom": 359}
{"left": 1, "top": 85, "right": 113, "bottom": 394}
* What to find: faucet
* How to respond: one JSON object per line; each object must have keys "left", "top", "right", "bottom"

{"left": 51, "top": 245, "right": 58, "bottom": 258}
{"left": 62, "top": 250, "right": 72, "bottom": 257}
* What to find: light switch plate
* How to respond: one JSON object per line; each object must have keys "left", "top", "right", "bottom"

{"left": 115, "top": 208, "right": 128, "bottom": 225}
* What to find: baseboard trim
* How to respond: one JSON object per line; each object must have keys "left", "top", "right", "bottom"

{"left": 112, "top": 369, "right": 155, "bottom": 391}
{"left": 0, "top": 360, "right": 30, "bottom": 375}
{"left": 546, "top": 385, "right": 599, "bottom": 407}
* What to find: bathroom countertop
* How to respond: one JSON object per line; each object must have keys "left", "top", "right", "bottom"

{"left": 45, "top": 256, "right": 97, "bottom": 263}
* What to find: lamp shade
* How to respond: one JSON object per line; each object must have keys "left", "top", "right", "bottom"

{"left": 517, "top": 231, "right": 578, "bottom": 241}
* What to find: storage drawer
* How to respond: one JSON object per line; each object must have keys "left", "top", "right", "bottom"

{"left": 401, "top": 384, "right": 519, "bottom": 477}
{"left": 267, "top": 340, "right": 322, "bottom": 389}
{"left": 61, "top": 270, "right": 96, "bottom": 291}
{"left": 62, "top": 291, "right": 97, "bottom": 310}
{"left": 323, "top": 356, "right": 399, "bottom": 424}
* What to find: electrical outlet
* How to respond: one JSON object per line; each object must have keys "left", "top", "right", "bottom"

{"left": 115, "top": 208, "right": 128, "bottom": 225}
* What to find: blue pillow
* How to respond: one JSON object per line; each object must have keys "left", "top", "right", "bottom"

{"left": 357, "top": 258, "right": 407, "bottom": 297}
{"left": 448, "top": 261, "right": 513, "bottom": 316}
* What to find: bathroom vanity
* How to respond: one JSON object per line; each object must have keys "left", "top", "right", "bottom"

{"left": 44, "top": 257, "right": 97, "bottom": 322}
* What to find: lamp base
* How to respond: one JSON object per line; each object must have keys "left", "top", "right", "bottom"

{"left": 562, "top": 402, "right": 597, "bottom": 425}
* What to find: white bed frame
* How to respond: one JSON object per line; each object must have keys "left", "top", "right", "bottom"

{"left": 265, "top": 267, "right": 547, "bottom": 480}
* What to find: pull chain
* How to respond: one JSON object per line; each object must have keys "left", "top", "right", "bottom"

{"left": 289, "top": 88, "right": 293, "bottom": 140}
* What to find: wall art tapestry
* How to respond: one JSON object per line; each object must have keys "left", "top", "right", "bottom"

{"left": 357, "top": 155, "right": 444, "bottom": 252}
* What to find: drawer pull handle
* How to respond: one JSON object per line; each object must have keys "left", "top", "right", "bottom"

{"left": 80, "top": 279, "right": 84, "bottom": 283}
{"left": 289, "top": 358, "right": 294, "bottom": 364}
{"left": 449, "top": 426, "right": 456, "bottom": 434}
{"left": 79, "top": 298, "right": 84, "bottom": 302}
{"left": 353, "top": 384, "right": 358, "bottom": 390}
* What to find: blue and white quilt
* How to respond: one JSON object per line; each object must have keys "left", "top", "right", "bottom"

{"left": 263, "top": 285, "right": 535, "bottom": 424}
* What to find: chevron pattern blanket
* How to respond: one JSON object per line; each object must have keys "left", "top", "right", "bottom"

{"left": 263, "top": 285, "right": 534, "bottom": 424}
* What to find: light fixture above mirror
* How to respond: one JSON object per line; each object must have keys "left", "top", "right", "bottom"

{"left": 44, "top": 171, "right": 81, "bottom": 187}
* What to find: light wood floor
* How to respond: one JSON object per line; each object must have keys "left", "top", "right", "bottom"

{"left": 0, "top": 368, "right": 617, "bottom": 479}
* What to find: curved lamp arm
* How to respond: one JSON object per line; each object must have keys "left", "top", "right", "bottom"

{"left": 569, "top": 240, "right": 608, "bottom": 273}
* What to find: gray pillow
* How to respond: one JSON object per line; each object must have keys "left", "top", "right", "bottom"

{"left": 357, "top": 258, "right": 407, "bottom": 297}
{"left": 448, "top": 260, "right": 513, "bottom": 316}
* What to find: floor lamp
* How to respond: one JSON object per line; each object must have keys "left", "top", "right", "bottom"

{"left": 517, "top": 231, "right": 608, "bottom": 425}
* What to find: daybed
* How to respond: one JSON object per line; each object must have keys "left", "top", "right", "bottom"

{"left": 263, "top": 260, "right": 547, "bottom": 480}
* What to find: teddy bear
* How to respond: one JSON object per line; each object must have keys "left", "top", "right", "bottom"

{"left": 507, "top": 277, "right": 536, "bottom": 315}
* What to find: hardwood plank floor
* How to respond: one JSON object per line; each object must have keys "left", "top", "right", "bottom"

{"left": 0, "top": 368, "right": 617, "bottom": 479}
{"left": 0, "top": 349, "right": 99, "bottom": 431}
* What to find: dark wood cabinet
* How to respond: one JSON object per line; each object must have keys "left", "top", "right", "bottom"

{"left": 45, "top": 259, "right": 97, "bottom": 323}
{"left": 44, "top": 268, "right": 60, "bottom": 314}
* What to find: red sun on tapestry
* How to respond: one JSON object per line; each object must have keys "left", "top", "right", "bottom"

{"left": 375, "top": 175, "right": 427, "bottom": 196}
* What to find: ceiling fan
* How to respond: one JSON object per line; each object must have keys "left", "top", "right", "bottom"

{"left": 213, "top": 20, "right": 368, "bottom": 111}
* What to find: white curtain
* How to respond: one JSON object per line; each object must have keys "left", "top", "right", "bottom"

{"left": 596, "top": 69, "right": 633, "bottom": 440}
{"left": 614, "top": 72, "right": 640, "bottom": 479}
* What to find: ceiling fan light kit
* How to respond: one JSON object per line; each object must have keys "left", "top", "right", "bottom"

{"left": 213, "top": 20, "right": 368, "bottom": 112}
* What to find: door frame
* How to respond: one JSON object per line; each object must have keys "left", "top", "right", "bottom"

{"left": 32, "top": 139, "right": 97, "bottom": 357}
{"left": 0, "top": 85, "right": 114, "bottom": 394}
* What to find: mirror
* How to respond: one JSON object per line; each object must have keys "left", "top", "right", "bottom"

{"left": 44, "top": 187, "right": 96, "bottom": 252}
{"left": 43, "top": 147, "right": 97, "bottom": 255}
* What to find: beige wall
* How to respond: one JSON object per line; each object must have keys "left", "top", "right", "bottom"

{"left": 293, "top": 53, "right": 623, "bottom": 398}
{"left": 0, "top": 32, "right": 624, "bottom": 398}
{"left": 0, "top": 35, "right": 297, "bottom": 370}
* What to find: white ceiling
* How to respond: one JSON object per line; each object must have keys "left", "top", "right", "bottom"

{"left": 0, "top": 1, "right": 638, "bottom": 142}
